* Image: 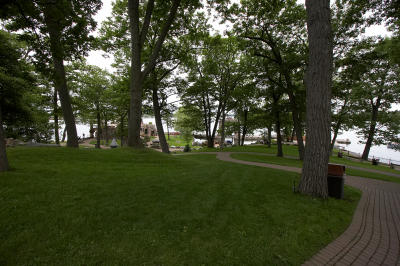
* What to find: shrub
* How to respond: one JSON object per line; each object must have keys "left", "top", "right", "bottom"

{"left": 183, "top": 144, "right": 191, "bottom": 152}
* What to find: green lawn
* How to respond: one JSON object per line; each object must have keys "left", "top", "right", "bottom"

{"left": 199, "top": 144, "right": 300, "bottom": 157}
{"left": 88, "top": 136, "right": 199, "bottom": 149}
{"left": 164, "top": 135, "right": 203, "bottom": 148}
{"left": 89, "top": 139, "right": 119, "bottom": 146}
{"left": 0, "top": 147, "right": 360, "bottom": 265}
{"left": 329, "top": 154, "right": 400, "bottom": 174}
{"left": 201, "top": 144, "right": 400, "bottom": 175}
{"left": 230, "top": 153, "right": 400, "bottom": 184}
{"left": 164, "top": 135, "right": 190, "bottom": 147}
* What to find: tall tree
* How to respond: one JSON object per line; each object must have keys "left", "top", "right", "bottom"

{"left": 298, "top": 0, "right": 333, "bottom": 198}
{"left": 349, "top": 39, "right": 400, "bottom": 160}
{"left": 230, "top": 0, "right": 308, "bottom": 160}
{"left": 174, "top": 107, "right": 203, "bottom": 145}
{"left": 109, "top": 75, "right": 130, "bottom": 147}
{"left": 101, "top": 0, "right": 201, "bottom": 148}
{"left": 329, "top": 0, "right": 370, "bottom": 152}
{"left": 68, "top": 61, "right": 111, "bottom": 149}
{"left": 1, "top": 0, "right": 102, "bottom": 147}
{"left": 181, "top": 35, "right": 243, "bottom": 148}
{"left": 127, "top": 0, "right": 180, "bottom": 148}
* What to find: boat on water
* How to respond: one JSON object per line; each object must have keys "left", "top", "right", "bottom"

{"left": 336, "top": 138, "right": 351, "bottom": 144}
{"left": 387, "top": 142, "right": 400, "bottom": 150}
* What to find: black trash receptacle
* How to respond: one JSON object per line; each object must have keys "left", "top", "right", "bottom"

{"left": 327, "top": 164, "right": 345, "bottom": 199}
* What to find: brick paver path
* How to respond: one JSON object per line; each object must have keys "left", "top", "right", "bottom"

{"left": 176, "top": 152, "right": 400, "bottom": 265}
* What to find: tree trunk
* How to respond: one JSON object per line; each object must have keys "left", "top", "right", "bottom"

{"left": 220, "top": 108, "right": 226, "bottom": 149}
{"left": 275, "top": 112, "right": 283, "bottom": 157}
{"left": 120, "top": 115, "right": 124, "bottom": 147}
{"left": 207, "top": 136, "right": 214, "bottom": 148}
{"left": 152, "top": 86, "right": 169, "bottom": 153}
{"left": 127, "top": 0, "right": 144, "bottom": 148}
{"left": 267, "top": 125, "right": 272, "bottom": 148}
{"left": 298, "top": 0, "right": 333, "bottom": 198}
{"left": 241, "top": 109, "right": 248, "bottom": 146}
{"left": 127, "top": 0, "right": 181, "bottom": 148}
{"left": 0, "top": 109, "right": 9, "bottom": 172}
{"left": 90, "top": 122, "right": 94, "bottom": 138}
{"left": 362, "top": 104, "right": 379, "bottom": 160}
{"left": 330, "top": 120, "right": 341, "bottom": 152}
{"left": 290, "top": 126, "right": 295, "bottom": 142}
{"left": 105, "top": 118, "right": 109, "bottom": 145}
{"left": 127, "top": 80, "right": 143, "bottom": 148}
{"left": 237, "top": 123, "right": 241, "bottom": 146}
{"left": 209, "top": 102, "right": 223, "bottom": 148}
{"left": 96, "top": 105, "right": 101, "bottom": 149}
{"left": 62, "top": 127, "right": 67, "bottom": 142}
{"left": 44, "top": 7, "right": 78, "bottom": 148}
{"left": 283, "top": 69, "right": 306, "bottom": 160}
{"left": 273, "top": 95, "right": 283, "bottom": 157}
{"left": 53, "top": 89, "right": 59, "bottom": 145}
{"left": 287, "top": 92, "right": 305, "bottom": 160}
{"left": 166, "top": 120, "right": 170, "bottom": 140}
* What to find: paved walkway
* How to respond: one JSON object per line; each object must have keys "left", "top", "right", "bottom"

{"left": 176, "top": 152, "right": 400, "bottom": 265}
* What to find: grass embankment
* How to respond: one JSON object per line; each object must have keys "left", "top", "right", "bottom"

{"left": 89, "top": 139, "right": 118, "bottom": 146}
{"left": 164, "top": 135, "right": 191, "bottom": 147}
{"left": 89, "top": 135, "right": 200, "bottom": 149}
{"left": 199, "top": 144, "right": 299, "bottom": 157}
{"left": 1, "top": 147, "right": 359, "bottom": 265}
{"left": 201, "top": 144, "right": 400, "bottom": 174}
{"left": 231, "top": 151, "right": 400, "bottom": 184}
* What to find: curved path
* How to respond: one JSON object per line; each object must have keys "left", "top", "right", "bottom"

{"left": 176, "top": 152, "right": 400, "bottom": 265}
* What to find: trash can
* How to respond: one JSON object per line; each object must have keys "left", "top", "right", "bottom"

{"left": 327, "top": 164, "right": 345, "bottom": 199}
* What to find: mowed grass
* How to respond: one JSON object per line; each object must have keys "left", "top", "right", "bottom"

{"left": 165, "top": 135, "right": 191, "bottom": 147}
{"left": 329, "top": 154, "right": 400, "bottom": 174}
{"left": 199, "top": 144, "right": 300, "bottom": 157}
{"left": 202, "top": 144, "right": 400, "bottom": 175}
{"left": 0, "top": 147, "right": 360, "bottom": 265}
{"left": 230, "top": 153, "right": 400, "bottom": 184}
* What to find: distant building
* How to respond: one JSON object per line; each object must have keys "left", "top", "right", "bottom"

{"left": 93, "top": 121, "right": 157, "bottom": 139}
{"left": 140, "top": 122, "right": 157, "bottom": 137}
{"left": 94, "top": 125, "right": 117, "bottom": 139}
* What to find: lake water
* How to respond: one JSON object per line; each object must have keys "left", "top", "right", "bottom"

{"left": 335, "top": 130, "right": 400, "bottom": 164}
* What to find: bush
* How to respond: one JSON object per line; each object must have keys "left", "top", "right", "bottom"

{"left": 183, "top": 144, "right": 191, "bottom": 152}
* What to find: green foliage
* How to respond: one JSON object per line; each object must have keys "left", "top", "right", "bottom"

{"left": 67, "top": 60, "right": 112, "bottom": 123}
{"left": 0, "top": 31, "right": 32, "bottom": 122}
{"left": 0, "top": 30, "right": 52, "bottom": 142}
{"left": 1, "top": 0, "right": 102, "bottom": 70}
{"left": 181, "top": 35, "right": 248, "bottom": 142}
{"left": 174, "top": 107, "right": 201, "bottom": 144}
{"left": 165, "top": 135, "right": 194, "bottom": 147}
{"left": 183, "top": 144, "right": 191, "bottom": 152}
{"left": 347, "top": 38, "right": 400, "bottom": 146}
